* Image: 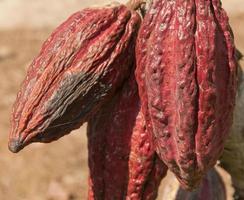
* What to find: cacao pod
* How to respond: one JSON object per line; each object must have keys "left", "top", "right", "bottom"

{"left": 136, "top": 0, "right": 237, "bottom": 189}
{"left": 87, "top": 73, "right": 167, "bottom": 200}
{"left": 8, "top": 4, "right": 141, "bottom": 153}
{"left": 141, "top": 157, "right": 168, "bottom": 200}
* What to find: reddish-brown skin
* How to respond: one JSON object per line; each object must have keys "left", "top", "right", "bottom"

{"left": 142, "top": 156, "right": 167, "bottom": 200}
{"left": 126, "top": 106, "right": 167, "bottom": 200}
{"left": 194, "top": 0, "right": 237, "bottom": 177}
{"left": 195, "top": 0, "right": 237, "bottom": 172}
{"left": 8, "top": 4, "right": 141, "bottom": 153}
{"left": 87, "top": 74, "right": 167, "bottom": 200}
{"left": 136, "top": 0, "right": 237, "bottom": 189}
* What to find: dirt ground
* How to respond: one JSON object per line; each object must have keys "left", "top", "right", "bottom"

{"left": 0, "top": 0, "right": 243, "bottom": 200}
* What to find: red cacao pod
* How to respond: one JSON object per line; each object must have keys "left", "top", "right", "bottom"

{"left": 8, "top": 4, "right": 141, "bottom": 153}
{"left": 126, "top": 102, "right": 167, "bottom": 200}
{"left": 141, "top": 156, "right": 168, "bottom": 200}
{"left": 136, "top": 0, "right": 237, "bottom": 189}
{"left": 87, "top": 73, "right": 167, "bottom": 200}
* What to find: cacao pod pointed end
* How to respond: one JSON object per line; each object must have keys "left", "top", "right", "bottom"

{"left": 8, "top": 138, "right": 23, "bottom": 153}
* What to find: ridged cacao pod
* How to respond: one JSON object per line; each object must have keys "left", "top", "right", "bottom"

{"left": 87, "top": 73, "right": 167, "bottom": 200}
{"left": 127, "top": 112, "right": 167, "bottom": 200}
{"left": 8, "top": 4, "right": 141, "bottom": 153}
{"left": 141, "top": 157, "right": 168, "bottom": 200}
{"left": 136, "top": 0, "right": 237, "bottom": 189}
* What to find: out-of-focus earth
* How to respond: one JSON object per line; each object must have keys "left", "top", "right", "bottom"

{"left": 0, "top": 0, "right": 243, "bottom": 199}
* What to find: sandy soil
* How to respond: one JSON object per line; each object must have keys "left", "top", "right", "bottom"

{"left": 0, "top": 0, "right": 243, "bottom": 199}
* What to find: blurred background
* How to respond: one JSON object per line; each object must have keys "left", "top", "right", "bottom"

{"left": 0, "top": 0, "right": 243, "bottom": 199}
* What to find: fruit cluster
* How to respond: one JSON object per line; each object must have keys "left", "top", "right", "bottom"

{"left": 8, "top": 0, "right": 238, "bottom": 199}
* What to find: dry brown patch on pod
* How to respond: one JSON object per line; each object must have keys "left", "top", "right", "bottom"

{"left": 8, "top": 3, "right": 141, "bottom": 153}
{"left": 136, "top": 0, "right": 237, "bottom": 189}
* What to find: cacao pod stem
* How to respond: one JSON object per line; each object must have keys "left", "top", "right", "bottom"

{"left": 126, "top": 0, "right": 146, "bottom": 11}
